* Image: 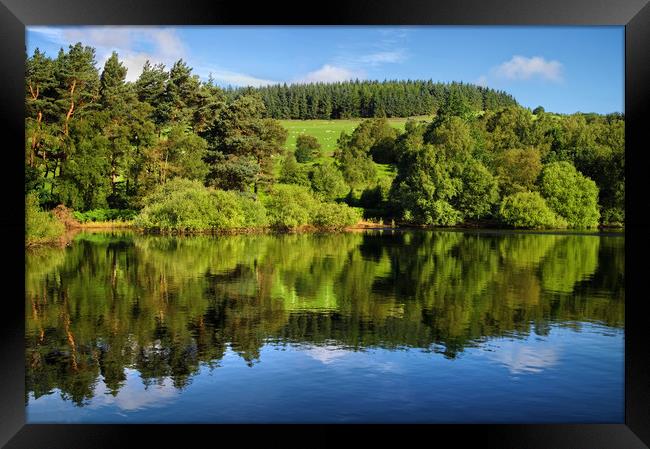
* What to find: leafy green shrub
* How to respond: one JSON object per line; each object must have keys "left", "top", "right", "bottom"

{"left": 135, "top": 179, "right": 259, "bottom": 232}
{"left": 600, "top": 207, "right": 624, "bottom": 227}
{"left": 264, "top": 184, "right": 318, "bottom": 229}
{"left": 72, "top": 208, "right": 138, "bottom": 223}
{"left": 135, "top": 181, "right": 221, "bottom": 231}
{"left": 421, "top": 199, "right": 463, "bottom": 226}
{"left": 26, "top": 194, "right": 65, "bottom": 246}
{"left": 499, "top": 191, "right": 567, "bottom": 229}
{"left": 135, "top": 179, "right": 358, "bottom": 232}
{"left": 264, "top": 184, "right": 360, "bottom": 230}
{"left": 359, "top": 178, "right": 393, "bottom": 214}
{"left": 208, "top": 190, "right": 248, "bottom": 229}
{"left": 312, "top": 203, "right": 362, "bottom": 229}
{"left": 539, "top": 161, "right": 600, "bottom": 228}
{"left": 237, "top": 193, "right": 269, "bottom": 228}
{"left": 310, "top": 163, "right": 349, "bottom": 201}
{"left": 454, "top": 159, "right": 499, "bottom": 219}
{"left": 279, "top": 153, "right": 311, "bottom": 186}
{"left": 295, "top": 134, "right": 321, "bottom": 163}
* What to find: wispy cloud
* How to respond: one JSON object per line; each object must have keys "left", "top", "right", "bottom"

{"left": 475, "top": 55, "right": 564, "bottom": 88}
{"left": 358, "top": 50, "right": 407, "bottom": 65}
{"left": 194, "top": 66, "right": 278, "bottom": 87}
{"left": 296, "top": 64, "right": 365, "bottom": 84}
{"left": 493, "top": 55, "right": 564, "bottom": 82}
{"left": 29, "top": 26, "right": 281, "bottom": 86}
{"left": 325, "top": 28, "right": 410, "bottom": 76}
{"left": 28, "top": 26, "right": 187, "bottom": 82}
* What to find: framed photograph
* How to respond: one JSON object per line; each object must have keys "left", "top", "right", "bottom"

{"left": 2, "top": 0, "right": 649, "bottom": 447}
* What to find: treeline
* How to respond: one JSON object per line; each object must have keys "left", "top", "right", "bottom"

{"left": 227, "top": 80, "right": 518, "bottom": 119}
{"left": 322, "top": 104, "right": 624, "bottom": 227}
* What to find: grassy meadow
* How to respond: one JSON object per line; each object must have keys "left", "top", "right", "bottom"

{"left": 275, "top": 116, "right": 433, "bottom": 181}
{"left": 279, "top": 116, "right": 432, "bottom": 156}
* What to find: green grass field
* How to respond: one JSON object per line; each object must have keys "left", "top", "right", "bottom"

{"left": 279, "top": 116, "right": 432, "bottom": 156}
{"left": 275, "top": 117, "right": 431, "bottom": 183}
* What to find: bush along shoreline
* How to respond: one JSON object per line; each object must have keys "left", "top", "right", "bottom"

{"left": 133, "top": 179, "right": 362, "bottom": 234}
{"left": 26, "top": 170, "right": 620, "bottom": 246}
{"left": 26, "top": 194, "right": 67, "bottom": 247}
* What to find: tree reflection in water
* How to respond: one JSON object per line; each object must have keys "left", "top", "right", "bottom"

{"left": 25, "top": 230, "right": 624, "bottom": 406}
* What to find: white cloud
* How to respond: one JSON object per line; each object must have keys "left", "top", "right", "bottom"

{"left": 476, "top": 75, "right": 488, "bottom": 87}
{"left": 197, "top": 67, "right": 277, "bottom": 87}
{"left": 297, "top": 64, "right": 365, "bottom": 84}
{"left": 28, "top": 27, "right": 65, "bottom": 43}
{"left": 28, "top": 26, "right": 187, "bottom": 82}
{"left": 493, "top": 55, "right": 563, "bottom": 82}
{"left": 62, "top": 28, "right": 133, "bottom": 49}
{"left": 119, "top": 53, "right": 156, "bottom": 82}
{"left": 358, "top": 50, "right": 407, "bottom": 65}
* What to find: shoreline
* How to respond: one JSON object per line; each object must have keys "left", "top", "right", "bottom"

{"left": 26, "top": 219, "right": 624, "bottom": 248}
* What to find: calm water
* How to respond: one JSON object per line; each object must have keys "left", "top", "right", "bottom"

{"left": 25, "top": 230, "right": 624, "bottom": 423}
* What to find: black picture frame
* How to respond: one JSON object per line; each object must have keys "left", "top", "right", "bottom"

{"left": 1, "top": 0, "right": 648, "bottom": 447}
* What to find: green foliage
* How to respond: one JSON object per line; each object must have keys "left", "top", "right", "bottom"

{"left": 499, "top": 191, "right": 567, "bottom": 229}
{"left": 312, "top": 203, "right": 363, "bottom": 229}
{"left": 539, "top": 162, "right": 600, "bottom": 228}
{"left": 425, "top": 116, "right": 474, "bottom": 160}
{"left": 295, "top": 134, "right": 321, "bottom": 162}
{"left": 160, "top": 125, "right": 209, "bottom": 181}
{"left": 135, "top": 179, "right": 222, "bottom": 231}
{"left": 206, "top": 153, "right": 260, "bottom": 191}
{"left": 279, "top": 153, "right": 310, "bottom": 186}
{"left": 25, "top": 193, "right": 66, "bottom": 245}
{"left": 335, "top": 149, "right": 377, "bottom": 191}
{"left": 264, "top": 184, "right": 318, "bottom": 229}
{"left": 454, "top": 159, "right": 499, "bottom": 219}
{"left": 134, "top": 178, "right": 266, "bottom": 232}
{"left": 72, "top": 209, "right": 137, "bottom": 223}
{"left": 309, "top": 163, "right": 349, "bottom": 200}
{"left": 389, "top": 141, "right": 463, "bottom": 225}
{"left": 264, "top": 184, "right": 361, "bottom": 230}
{"left": 420, "top": 200, "right": 463, "bottom": 226}
{"left": 237, "top": 192, "right": 269, "bottom": 228}
{"left": 339, "top": 118, "right": 400, "bottom": 164}
{"left": 207, "top": 189, "right": 249, "bottom": 229}
{"left": 202, "top": 94, "right": 288, "bottom": 190}
{"left": 233, "top": 80, "right": 517, "bottom": 119}
{"left": 359, "top": 177, "right": 392, "bottom": 210}
{"left": 494, "top": 148, "right": 543, "bottom": 196}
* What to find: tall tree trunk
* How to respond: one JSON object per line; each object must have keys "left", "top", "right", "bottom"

{"left": 29, "top": 111, "right": 43, "bottom": 168}
{"left": 28, "top": 82, "right": 41, "bottom": 168}
{"left": 64, "top": 80, "right": 76, "bottom": 136}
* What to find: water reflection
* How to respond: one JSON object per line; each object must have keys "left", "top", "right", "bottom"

{"left": 25, "top": 230, "right": 624, "bottom": 420}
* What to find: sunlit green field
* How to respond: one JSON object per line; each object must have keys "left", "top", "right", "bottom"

{"left": 276, "top": 117, "right": 431, "bottom": 182}
{"left": 279, "top": 116, "right": 432, "bottom": 156}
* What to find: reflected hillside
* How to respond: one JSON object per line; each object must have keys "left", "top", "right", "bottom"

{"left": 26, "top": 231, "right": 624, "bottom": 406}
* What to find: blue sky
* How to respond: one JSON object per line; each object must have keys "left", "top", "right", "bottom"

{"left": 26, "top": 26, "right": 624, "bottom": 114}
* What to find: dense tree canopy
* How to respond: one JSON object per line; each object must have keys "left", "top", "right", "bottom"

{"left": 229, "top": 80, "right": 518, "bottom": 119}
{"left": 295, "top": 134, "right": 321, "bottom": 163}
